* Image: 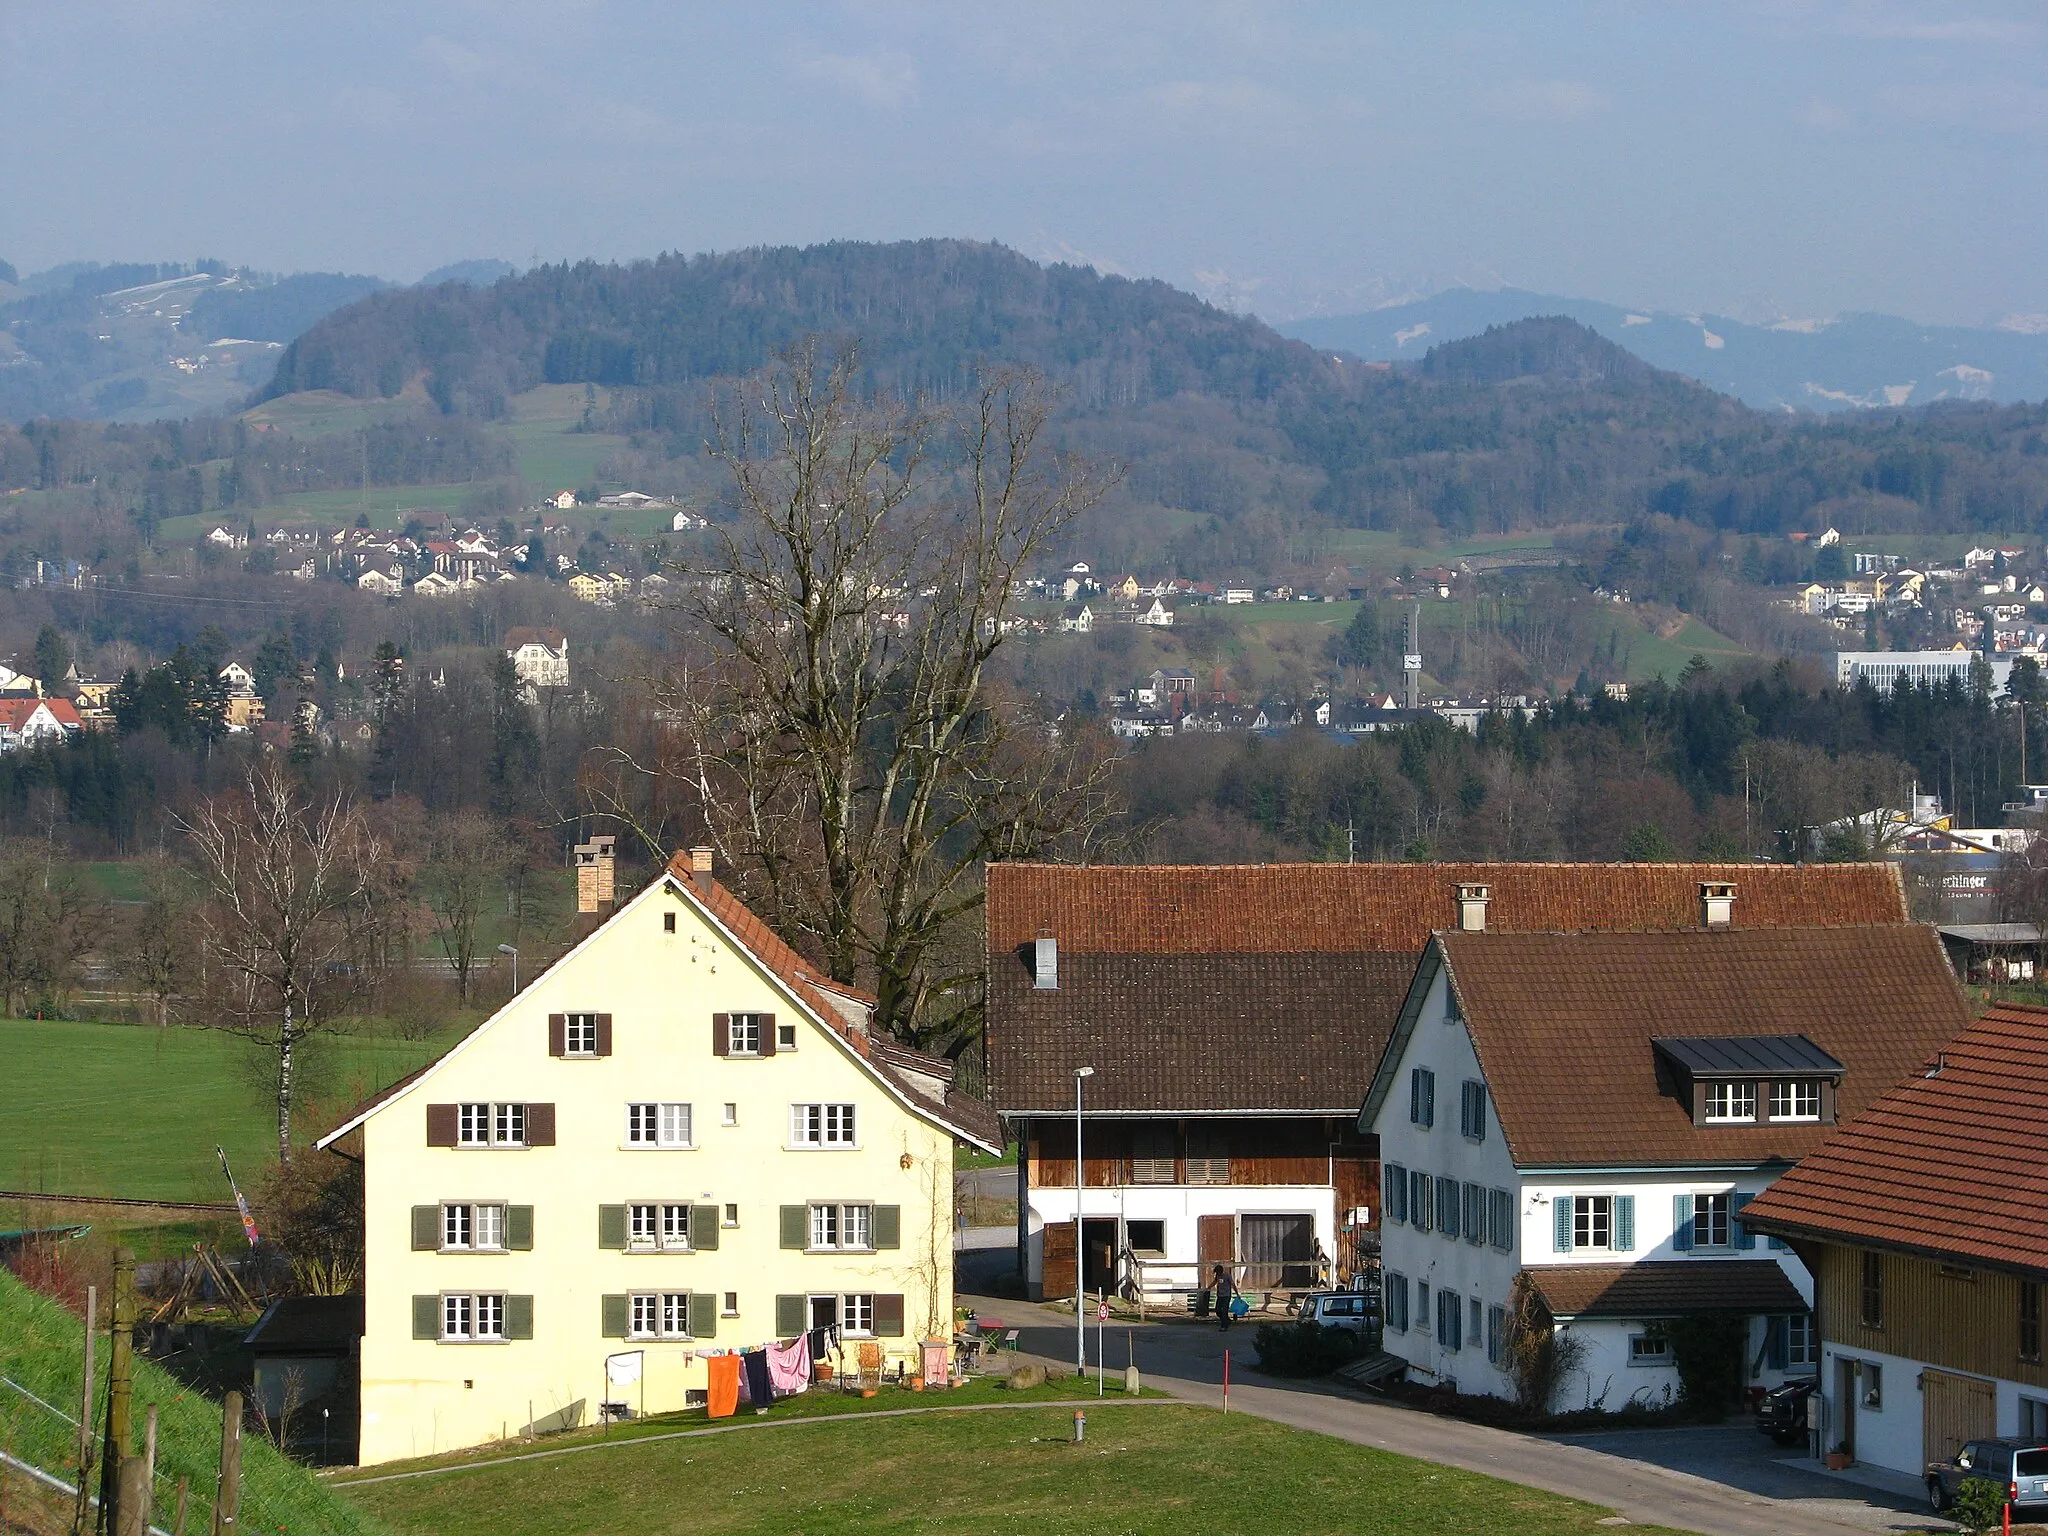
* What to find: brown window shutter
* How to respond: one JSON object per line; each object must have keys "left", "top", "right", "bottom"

{"left": 425, "top": 1104, "right": 458, "bottom": 1147}
{"left": 525, "top": 1103, "right": 556, "bottom": 1145}
{"left": 595, "top": 1013, "right": 613, "bottom": 1057}
{"left": 759, "top": 1013, "right": 777, "bottom": 1057}
{"left": 712, "top": 1013, "right": 730, "bottom": 1057}
{"left": 547, "top": 1014, "right": 566, "bottom": 1057}
{"left": 874, "top": 1294, "right": 905, "bottom": 1337}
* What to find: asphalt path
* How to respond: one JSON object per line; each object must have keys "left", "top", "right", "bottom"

{"left": 956, "top": 1287, "right": 1945, "bottom": 1536}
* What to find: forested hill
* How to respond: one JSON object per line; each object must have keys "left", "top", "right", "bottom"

{"left": 256, "top": 239, "right": 1337, "bottom": 416}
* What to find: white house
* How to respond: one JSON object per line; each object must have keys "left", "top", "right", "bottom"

{"left": 1362, "top": 897, "right": 1970, "bottom": 1411}
{"left": 504, "top": 627, "right": 570, "bottom": 690}
{"left": 1058, "top": 604, "right": 1093, "bottom": 634}
{"left": 0, "top": 697, "right": 83, "bottom": 752}
{"left": 671, "top": 510, "right": 706, "bottom": 532}
{"left": 1137, "top": 598, "right": 1174, "bottom": 628}
{"left": 359, "top": 566, "right": 405, "bottom": 597}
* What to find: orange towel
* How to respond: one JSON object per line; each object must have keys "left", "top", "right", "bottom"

{"left": 706, "top": 1353, "right": 741, "bottom": 1419}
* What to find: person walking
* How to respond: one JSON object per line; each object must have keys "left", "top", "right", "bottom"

{"left": 1213, "top": 1263, "right": 1235, "bottom": 1331}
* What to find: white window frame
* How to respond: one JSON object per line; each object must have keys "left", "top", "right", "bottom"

{"left": 661, "top": 1203, "right": 692, "bottom": 1251}
{"left": 790, "top": 1103, "right": 858, "bottom": 1148}
{"left": 729, "top": 1013, "right": 764, "bottom": 1056}
{"left": 442, "top": 1291, "right": 506, "bottom": 1342}
{"left": 807, "top": 1201, "right": 873, "bottom": 1252}
{"left": 722, "top": 1202, "right": 740, "bottom": 1228}
{"left": 1573, "top": 1194, "right": 1613, "bottom": 1252}
{"left": 1627, "top": 1332, "right": 1671, "bottom": 1367}
{"left": 722, "top": 1102, "right": 737, "bottom": 1127}
{"left": 1703, "top": 1080, "right": 1757, "bottom": 1123}
{"left": 659, "top": 1292, "right": 693, "bottom": 1339}
{"left": 442, "top": 1201, "right": 507, "bottom": 1252}
{"left": 625, "top": 1102, "right": 693, "bottom": 1148}
{"left": 1785, "top": 1312, "right": 1818, "bottom": 1368}
{"left": 459, "top": 1103, "right": 526, "bottom": 1147}
{"left": 775, "top": 1020, "right": 798, "bottom": 1051}
{"left": 564, "top": 1012, "right": 599, "bottom": 1057}
{"left": 840, "top": 1292, "right": 875, "bottom": 1337}
{"left": 629, "top": 1292, "right": 661, "bottom": 1340}
{"left": 722, "top": 1290, "right": 740, "bottom": 1318}
{"left": 1692, "top": 1192, "right": 1732, "bottom": 1249}
{"left": 1769, "top": 1079, "right": 1820, "bottom": 1122}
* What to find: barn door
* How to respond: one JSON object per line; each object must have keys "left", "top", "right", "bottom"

{"left": 1197, "top": 1214, "right": 1236, "bottom": 1278}
{"left": 1040, "top": 1221, "right": 1076, "bottom": 1301}
{"left": 1240, "top": 1213, "right": 1314, "bottom": 1290}
{"left": 1923, "top": 1369, "right": 1996, "bottom": 1467}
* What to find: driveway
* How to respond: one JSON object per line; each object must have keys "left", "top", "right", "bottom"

{"left": 957, "top": 1288, "right": 1942, "bottom": 1536}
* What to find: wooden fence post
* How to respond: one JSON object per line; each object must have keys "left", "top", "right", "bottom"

{"left": 100, "top": 1250, "right": 135, "bottom": 1534}
{"left": 211, "top": 1390, "right": 242, "bottom": 1536}
{"left": 71, "top": 1285, "right": 96, "bottom": 1536}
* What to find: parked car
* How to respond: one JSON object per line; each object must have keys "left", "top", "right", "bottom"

{"left": 1294, "top": 1290, "right": 1379, "bottom": 1334}
{"left": 1754, "top": 1378, "right": 1817, "bottom": 1447}
{"left": 1925, "top": 1439, "right": 2048, "bottom": 1517}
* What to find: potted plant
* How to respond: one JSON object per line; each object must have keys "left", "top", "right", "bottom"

{"left": 1825, "top": 1443, "right": 1853, "bottom": 1471}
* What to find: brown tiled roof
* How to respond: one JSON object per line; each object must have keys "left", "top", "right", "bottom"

{"left": 1525, "top": 1260, "right": 1807, "bottom": 1320}
{"left": 1742, "top": 1004, "right": 2048, "bottom": 1277}
{"left": 1429, "top": 926, "right": 1971, "bottom": 1169}
{"left": 987, "top": 951, "right": 1416, "bottom": 1113}
{"left": 985, "top": 861, "right": 1906, "bottom": 954}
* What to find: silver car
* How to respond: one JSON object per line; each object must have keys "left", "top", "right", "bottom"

{"left": 1295, "top": 1291, "right": 1379, "bottom": 1333}
{"left": 1926, "top": 1439, "right": 2048, "bottom": 1518}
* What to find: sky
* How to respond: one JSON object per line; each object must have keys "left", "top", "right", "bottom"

{"left": 3, "top": 1, "right": 2044, "bottom": 328}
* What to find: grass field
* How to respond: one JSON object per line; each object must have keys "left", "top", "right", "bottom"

{"left": 0, "top": 1269, "right": 382, "bottom": 1536}
{"left": 0, "top": 1019, "right": 448, "bottom": 1202}
{"left": 341, "top": 1399, "right": 1679, "bottom": 1536}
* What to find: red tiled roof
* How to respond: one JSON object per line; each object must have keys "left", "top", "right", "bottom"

{"left": 984, "top": 862, "right": 1907, "bottom": 955}
{"left": 0, "top": 697, "right": 82, "bottom": 728}
{"left": 1742, "top": 1003, "right": 2048, "bottom": 1277}
{"left": 1526, "top": 1260, "right": 1807, "bottom": 1319}
{"left": 1428, "top": 925, "right": 1971, "bottom": 1169}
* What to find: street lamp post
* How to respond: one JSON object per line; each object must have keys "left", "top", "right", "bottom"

{"left": 1074, "top": 1065, "right": 1094, "bottom": 1372}
{"left": 497, "top": 943, "right": 519, "bottom": 995}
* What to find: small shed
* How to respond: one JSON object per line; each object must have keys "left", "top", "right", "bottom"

{"left": 1937, "top": 923, "right": 2042, "bottom": 984}
{"left": 244, "top": 1295, "right": 364, "bottom": 1464}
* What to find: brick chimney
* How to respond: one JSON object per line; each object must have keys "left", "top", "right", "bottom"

{"left": 1700, "top": 881, "right": 1736, "bottom": 928}
{"left": 574, "top": 835, "right": 617, "bottom": 914}
{"left": 1456, "top": 883, "right": 1491, "bottom": 932}
{"left": 688, "top": 845, "right": 714, "bottom": 894}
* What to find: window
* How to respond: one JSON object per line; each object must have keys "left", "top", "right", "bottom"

{"left": 459, "top": 1102, "right": 526, "bottom": 1147}
{"left": 1859, "top": 1250, "right": 1884, "bottom": 1329}
{"left": 2021, "top": 1397, "right": 2048, "bottom": 1441}
{"left": 1692, "top": 1193, "right": 1732, "bottom": 1249}
{"left": 809, "top": 1203, "right": 873, "bottom": 1251}
{"left": 1125, "top": 1219, "right": 1166, "bottom": 1256}
{"left": 443, "top": 1293, "right": 505, "bottom": 1342}
{"left": 791, "top": 1103, "right": 857, "bottom": 1147}
{"left": 842, "top": 1293, "right": 876, "bottom": 1336}
{"left": 1436, "top": 1288, "right": 1461, "bottom": 1351}
{"left": 442, "top": 1202, "right": 506, "bottom": 1252}
{"left": 1486, "top": 1304, "right": 1506, "bottom": 1366}
{"left": 1463, "top": 1182, "right": 1485, "bottom": 1247}
{"left": 722, "top": 1102, "right": 737, "bottom": 1127}
{"left": 1628, "top": 1333, "right": 1671, "bottom": 1366}
{"left": 1385, "top": 1273, "right": 1408, "bottom": 1332}
{"left": 1410, "top": 1170, "right": 1432, "bottom": 1232}
{"left": 661, "top": 1203, "right": 692, "bottom": 1250}
{"left": 628, "top": 1202, "right": 658, "bottom": 1249}
{"left": 629, "top": 1293, "right": 660, "bottom": 1339}
{"left": 626, "top": 1102, "right": 692, "bottom": 1147}
{"left": 663, "top": 912, "right": 676, "bottom": 933}
{"left": 1769, "top": 1079, "right": 1820, "bottom": 1122}
{"left": 1409, "top": 1067, "right": 1436, "bottom": 1128}
{"left": 660, "top": 1293, "right": 692, "bottom": 1338}
{"left": 1573, "top": 1195, "right": 1613, "bottom": 1251}
{"left": 723, "top": 1291, "right": 740, "bottom": 1317}
{"left": 1131, "top": 1126, "right": 1175, "bottom": 1185}
{"left": 1385, "top": 1163, "right": 1408, "bottom": 1225}
{"left": 1488, "top": 1188, "right": 1514, "bottom": 1252}
{"left": 1860, "top": 1362, "right": 1882, "bottom": 1409}
{"left": 776, "top": 1020, "right": 797, "bottom": 1051}
{"left": 1436, "top": 1176, "right": 1460, "bottom": 1240}
{"left": 1784, "top": 1313, "right": 1817, "bottom": 1368}
{"left": 1468, "top": 1296, "right": 1482, "bottom": 1345}
{"left": 729, "top": 1013, "right": 764, "bottom": 1055}
{"left": 1459, "top": 1080, "right": 1487, "bottom": 1141}
{"left": 723, "top": 1202, "right": 739, "bottom": 1227}
{"left": 1703, "top": 1081, "right": 1756, "bottom": 1123}
{"left": 564, "top": 1013, "right": 599, "bottom": 1056}
{"left": 2023, "top": 1281, "right": 2042, "bottom": 1364}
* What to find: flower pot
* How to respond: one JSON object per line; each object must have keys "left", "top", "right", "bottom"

{"left": 1825, "top": 1451, "right": 1852, "bottom": 1471}
{"left": 910, "top": 1377, "right": 925, "bottom": 1392}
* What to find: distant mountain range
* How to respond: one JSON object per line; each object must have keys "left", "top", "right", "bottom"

{"left": 1277, "top": 288, "right": 2048, "bottom": 413}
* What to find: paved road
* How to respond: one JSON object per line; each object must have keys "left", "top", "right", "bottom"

{"left": 957, "top": 1289, "right": 1943, "bottom": 1536}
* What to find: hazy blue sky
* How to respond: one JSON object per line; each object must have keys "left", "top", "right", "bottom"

{"left": 4, "top": 2, "right": 2043, "bottom": 326}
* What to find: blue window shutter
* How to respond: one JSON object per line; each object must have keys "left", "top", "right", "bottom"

{"left": 1438, "top": 1176, "right": 1459, "bottom": 1240}
{"left": 1733, "top": 1192, "right": 1756, "bottom": 1250}
{"left": 1554, "top": 1197, "right": 1574, "bottom": 1253}
{"left": 1672, "top": 1194, "right": 1694, "bottom": 1251}
{"left": 1614, "top": 1195, "right": 1635, "bottom": 1253}
{"left": 1422, "top": 1071, "right": 1435, "bottom": 1127}
{"left": 1765, "top": 1315, "right": 1788, "bottom": 1372}
{"left": 1411, "top": 1170, "right": 1429, "bottom": 1230}
{"left": 1386, "top": 1164, "right": 1407, "bottom": 1224}
{"left": 1410, "top": 1068, "right": 1422, "bottom": 1124}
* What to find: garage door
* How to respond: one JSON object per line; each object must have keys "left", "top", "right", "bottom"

{"left": 1924, "top": 1369, "right": 1996, "bottom": 1467}
{"left": 1240, "top": 1213, "right": 1314, "bottom": 1290}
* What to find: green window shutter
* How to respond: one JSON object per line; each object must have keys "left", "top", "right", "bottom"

{"left": 780, "top": 1205, "right": 807, "bottom": 1250}
{"left": 1554, "top": 1197, "right": 1574, "bottom": 1253}
{"left": 691, "top": 1205, "right": 720, "bottom": 1251}
{"left": 776, "top": 1294, "right": 806, "bottom": 1338}
{"left": 1385, "top": 1163, "right": 1407, "bottom": 1225}
{"left": 873, "top": 1205, "right": 900, "bottom": 1250}
{"left": 413, "top": 1295, "right": 439, "bottom": 1340}
{"left": 1732, "top": 1192, "right": 1756, "bottom": 1250}
{"left": 1613, "top": 1195, "right": 1635, "bottom": 1252}
{"left": 600, "top": 1294, "right": 629, "bottom": 1339}
{"left": 598, "top": 1204, "right": 626, "bottom": 1250}
{"left": 1672, "top": 1194, "right": 1694, "bottom": 1251}
{"left": 506, "top": 1295, "right": 534, "bottom": 1340}
{"left": 688, "top": 1291, "right": 717, "bottom": 1339}
{"left": 875, "top": 1294, "right": 905, "bottom": 1337}
{"left": 412, "top": 1206, "right": 439, "bottom": 1251}
{"left": 507, "top": 1205, "right": 534, "bottom": 1251}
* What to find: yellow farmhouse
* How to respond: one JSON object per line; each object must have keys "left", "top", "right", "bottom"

{"left": 318, "top": 848, "right": 1002, "bottom": 1465}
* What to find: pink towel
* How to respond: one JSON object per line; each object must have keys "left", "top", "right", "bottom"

{"left": 767, "top": 1332, "right": 811, "bottom": 1395}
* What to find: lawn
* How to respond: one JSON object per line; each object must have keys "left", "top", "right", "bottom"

{"left": 342, "top": 1399, "right": 1680, "bottom": 1536}
{"left": 0, "top": 1019, "right": 447, "bottom": 1202}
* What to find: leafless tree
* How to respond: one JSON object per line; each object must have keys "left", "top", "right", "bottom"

{"left": 122, "top": 850, "right": 198, "bottom": 1025}
{"left": 0, "top": 839, "right": 103, "bottom": 1017}
{"left": 181, "top": 765, "right": 383, "bottom": 1161}
{"left": 618, "top": 342, "right": 1125, "bottom": 1042}
{"left": 421, "top": 808, "right": 509, "bottom": 1003}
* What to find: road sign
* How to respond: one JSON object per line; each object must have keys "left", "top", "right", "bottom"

{"left": 1097, "top": 1302, "right": 1110, "bottom": 1322}
{"left": 1403, "top": 654, "right": 1423, "bottom": 671}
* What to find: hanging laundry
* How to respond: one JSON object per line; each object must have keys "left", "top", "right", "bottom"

{"left": 705, "top": 1352, "right": 741, "bottom": 1419}
{"left": 767, "top": 1332, "right": 811, "bottom": 1395}
{"left": 742, "top": 1347, "right": 774, "bottom": 1411}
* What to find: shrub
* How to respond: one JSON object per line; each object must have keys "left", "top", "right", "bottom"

{"left": 1251, "top": 1321, "right": 1365, "bottom": 1378}
{"left": 1951, "top": 1477, "right": 2008, "bottom": 1536}
{"left": 1663, "top": 1312, "right": 1747, "bottom": 1419}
